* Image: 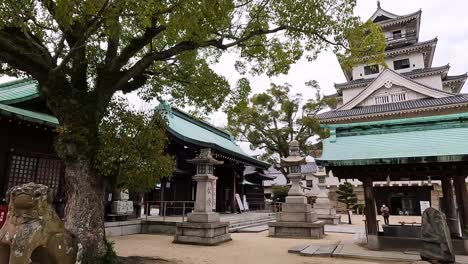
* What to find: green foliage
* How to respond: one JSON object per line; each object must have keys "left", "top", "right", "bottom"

{"left": 226, "top": 81, "right": 332, "bottom": 165}
{"left": 272, "top": 185, "right": 289, "bottom": 202}
{"left": 354, "top": 203, "right": 365, "bottom": 213}
{"left": 0, "top": 0, "right": 385, "bottom": 117}
{"left": 96, "top": 97, "right": 175, "bottom": 193}
{"left": 337, "top": 182, "right": 358, "bottom": 209}
{"left": 101, "top": 239, "right": 120, "bottom": 264}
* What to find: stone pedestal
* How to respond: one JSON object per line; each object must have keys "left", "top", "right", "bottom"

{"left": 173, "top": 176, "right": 231, "bottom": 245}
{"left": 269, "top": 196, "right": 325, "bottom": 239}
{"left": 173, "top": 149, "right": 231, "bottom": 246}
{"left": 314, "top": 190, "right": 340, "bottom": 225}
{"left": 174, "top": 222, "right": 231, "bottom": 245}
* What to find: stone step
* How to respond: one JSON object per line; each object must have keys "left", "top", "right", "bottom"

{"left": 229, "top": 218, "right": 275, "bottom": 232}
{"left": 228, "top": 216, "right": 276, "bottom": 228}
{"left": 235, "top": 225, "right": 269, "bottom": 233}
{"left": 227, "top": 214, "right": 276, "bottom": 225}
{"left": 288, "top": 243, "right": 340, "bottom": 257}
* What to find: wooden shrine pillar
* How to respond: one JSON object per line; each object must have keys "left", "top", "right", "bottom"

{"left": 454, "top": 175, "right": 468, "bottom": 237}
{"left": 441, "top": 177, "right": 460, "bottom": 237}
{"left": 363, "top": 177, "right": 379, "bottom": 250}
{"left": 231, "top": 171, "right": 237, "bottom": 213}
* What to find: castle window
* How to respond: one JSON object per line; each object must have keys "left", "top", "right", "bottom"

{"left": 393, "top": 58, "right": 410, "bottom": 70}
{"left": 306, "top": 180, "right": 313, "bottom": 187}
{"left": 391, "top": 93, "right": 406, "bottom": 102}
{"left": 375, "top": 95, "right": 390, "bottom": 105}
{"left": 364, "top": 65, "right": 379, "bottom": 75}
{"left": 392, "top": 30, "right": 402, "bottom": 39}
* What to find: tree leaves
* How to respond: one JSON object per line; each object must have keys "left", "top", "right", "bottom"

{"left": 96, "top": 97, "right": 175, "bottom": 192}
{"left": 226, "top": 81, "right": 331, "bottom": 165}
{"left": 336, "top": 182, "right": 358, "bottom": 209}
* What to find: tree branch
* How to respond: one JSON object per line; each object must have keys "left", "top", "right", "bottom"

{"left": 111, "top": 25, "right": 167, "bottom": 71}
{"left": 0, "top": 28, "right": 51, "bottom": 82}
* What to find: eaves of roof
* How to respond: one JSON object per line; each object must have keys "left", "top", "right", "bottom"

{"left": 335, "top": 65, "right": 450, "bottom": 91}
{"left": 378, "top": 10, "right": 422, "bottom": 29}
{"left": 0, "top": 79, "right": 40, "bottom": 105}
{"left": 162, "top": 104, "right": 270, "bottom": 169}
{"left": 0, "top": 103, "right": 59, "bottom": 127}
{"left": 317, "top": 95, "right": 468, "bottom": 122}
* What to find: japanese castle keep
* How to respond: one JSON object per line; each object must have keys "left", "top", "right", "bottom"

{"left": 317, "top": 3, "right": 468, "bottom": 251}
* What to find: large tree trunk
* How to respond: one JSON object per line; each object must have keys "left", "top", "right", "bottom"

{"left": 64, "top": 157, "right": 107, "bottom": 262}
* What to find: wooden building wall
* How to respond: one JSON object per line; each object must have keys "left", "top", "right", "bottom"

{"left": 0, "top": 119, "right": 64, "bottom": 203}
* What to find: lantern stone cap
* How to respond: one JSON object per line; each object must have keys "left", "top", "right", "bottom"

{"left": 187, "top": 148, "right": 224, "bottom": 165}
{"left": 313, "top": 167, "right": 328, "bottom": 177}
{"left": 280, "top": 140, "right": 306, "bottom": 165}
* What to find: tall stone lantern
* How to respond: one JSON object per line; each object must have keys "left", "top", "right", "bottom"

{"left": 174, "top": 148, "right": 232, "bottom": 245}
{"left": 268, "top": 140, "right": 325, "bottom": 238}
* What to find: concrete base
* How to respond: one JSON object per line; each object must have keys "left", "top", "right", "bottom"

{"left": 376, "top": 235, "right": 468, "bottom": 255}
{"left": 174, "top": 221, "right": 231, "bottom": 246}
{"left": 105, "top": 219, "right": 142, "bottom": 236}
{"left": 276, "top": 211, "right": 317, "bottom": 222}
{"left": 317, "top": 214, "right": 341, "bottom": 225}
{"left": 187, "top": 212, "right": 220, "bottom": 223}
{"left": 142, "top": 221, "right": 177, "bottom": 235}
{"left": 268, "top": 221, "right": 325, "bottom": 239}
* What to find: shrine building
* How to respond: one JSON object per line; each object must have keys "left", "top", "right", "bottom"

{"left": 316, "top": 3, "right": 468, "bottom": 252}
{"left": 0, "top": 79, "right": 270, "bottom": 219}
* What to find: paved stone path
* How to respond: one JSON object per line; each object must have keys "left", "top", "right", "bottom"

{"left": 289, "top": 240, "right": 468, "bottom": 264}
{"left": 236, "top": 223, "right": 366, "bottom": 234}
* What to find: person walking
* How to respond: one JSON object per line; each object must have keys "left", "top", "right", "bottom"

{"left": 380, "top": 204, "right": 390, "bottom": 225}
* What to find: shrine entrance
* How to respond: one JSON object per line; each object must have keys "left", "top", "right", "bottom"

{"left": 374, "top": 186, "right": 432, "bottom": 216}
{"left": 317, "top": 113, "right": 468, "bottom": 253}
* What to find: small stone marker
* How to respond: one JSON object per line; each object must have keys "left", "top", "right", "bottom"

{"left": 299, "top": 245, "right": 320, "bottom": 256}
{"left": 288, "top": 245, "right": 310, "bottom": 254}
{"left": 314, "top": 244, "right": 338, "bottom": 257}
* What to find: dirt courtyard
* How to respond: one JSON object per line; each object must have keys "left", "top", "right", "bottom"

{"left": 111, "top": 214, "right": 422, "bottom": 264}
{"left": 112, "top": 232, "right": 399, "bottom": 264}
{"left": 111, "top": 214, "right": 423, "bottom": 264}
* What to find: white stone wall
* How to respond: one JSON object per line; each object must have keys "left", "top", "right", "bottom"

{"left": 413, "top": 74, "right": 443, "bottom": 90}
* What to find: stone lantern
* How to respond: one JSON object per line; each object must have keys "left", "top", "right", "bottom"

{"left": 174, "top": 148, "right": 231, "bottom": 245}
{"left": 281, "top": 140, "right": 306, "bottom": 197}
{"left": 313, "top": 167, "right": 340, "bottom": 225}
{"left": 268, "top": 140, "right": 325, "bottom": 239}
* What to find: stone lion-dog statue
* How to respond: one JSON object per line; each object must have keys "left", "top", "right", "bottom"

{"left": 0, "top": 183, "right": 82, "bottom": 264}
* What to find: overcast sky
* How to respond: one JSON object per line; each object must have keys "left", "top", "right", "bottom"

{"left": 1, "top": 0, "right": 467, "bottom": 155}
{"left": 207, "top": 0, "right": 468, "bottom": 154}
{"left": 209, "top": 0, "right": 468, "bottom": 126}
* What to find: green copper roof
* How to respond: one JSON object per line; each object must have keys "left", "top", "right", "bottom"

{"left": 160, "top": 103, "right": 269, "bottom": 168}
{"left": 0, "top": 79, "right": 40, "bottom": 104}
{"left": 318, "top": 113, "right": 468, "bottom": 166}
{"left": 0, "top": 103, "right": 59, "bottom": 127}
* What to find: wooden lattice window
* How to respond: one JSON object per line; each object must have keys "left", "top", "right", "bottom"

{"left": 7, "top": 153, "right": 63, "bottom": 197}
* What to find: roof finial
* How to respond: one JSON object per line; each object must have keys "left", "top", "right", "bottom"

{"left": 377, "top": 0, "right": 381, "bottom": 8}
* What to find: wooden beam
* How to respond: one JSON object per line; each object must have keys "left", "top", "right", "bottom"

{"left": 454, "top": 174, "right": 468, "bottom": 237}
{"left": 441, "top": 177, "right": 460, "bottom": 237}
{"left": 363, "top": 177, "right": 378, "bottom": 235}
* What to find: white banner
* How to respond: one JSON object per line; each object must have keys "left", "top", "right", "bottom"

{"left": 235, "top": 193, "right": 244, "bottom": 211}
{"left": 420, "top": 201, "right": 430, "bottom": 214}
